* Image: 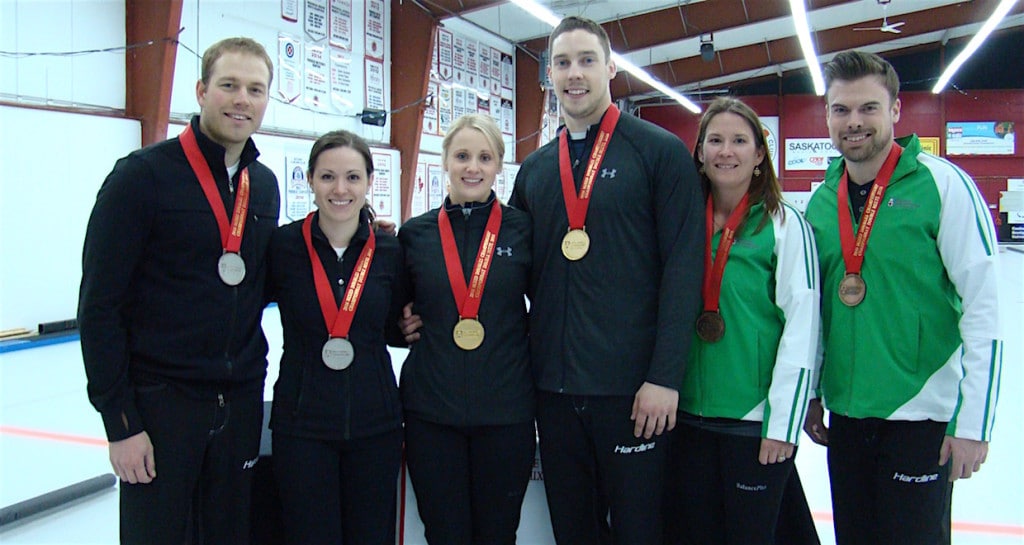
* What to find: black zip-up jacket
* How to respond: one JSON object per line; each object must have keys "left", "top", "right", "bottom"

{"left": 79, "top": 116, "right": 280, "bottom": 442}
{"left": 268, "top": 210, "right": 406, "bottom": 440}
{"left": 509, "top": 109, "right": 704, "bottom": 395}
{"left": 398, "top": 195, "right": 534, "bottom": 426}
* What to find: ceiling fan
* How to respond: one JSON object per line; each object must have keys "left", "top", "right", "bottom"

{"left": 853, "top": 0, "right": 905, "bottom": 34}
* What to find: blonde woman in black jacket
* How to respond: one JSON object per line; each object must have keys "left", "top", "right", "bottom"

{"left": 399, "top": 114, "right": 535, "bottom": 545}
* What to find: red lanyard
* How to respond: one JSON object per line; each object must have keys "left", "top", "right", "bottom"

{"left": 701, "top": 193, "right": 750, "bottom": 312}
{"left": 836, "top": 144, "right": 903, "bottom": 276}
{"left": 302, "top": 214, "right": 376, "bottom": 338}
{"left": 558, "top": 105, "right": 620, "bottom": 230}
{"left": 437, "top": 201, "right": 502, "bottom": 319}
{"left": 179, "top": 124, "right": 250, "bottom": 253}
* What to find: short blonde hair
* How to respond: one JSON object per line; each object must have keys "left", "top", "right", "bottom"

{"left": 442, "top": 114, "right": 505, "bottom": 167}
{"left": 201, "top": 37, "right": 274, "bottom": 86}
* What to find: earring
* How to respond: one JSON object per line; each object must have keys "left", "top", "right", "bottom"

{"left": 753, "top": 166, "right": 761, "bottom": 177}
{"left": 699, "top": 165, "right": 706, "bottom": 175}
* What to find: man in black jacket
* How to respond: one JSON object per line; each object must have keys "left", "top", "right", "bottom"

{"left": 509, "top": 16, "right": 703, "bottom": 545}
{"left": 78, "top": 37, "right": 279, "bottom": 544}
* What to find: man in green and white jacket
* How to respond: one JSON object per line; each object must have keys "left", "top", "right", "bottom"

{"left": 803, "top": 51, "right": 1002, "bottom": 545}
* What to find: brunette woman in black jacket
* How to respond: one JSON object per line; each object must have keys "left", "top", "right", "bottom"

{"left": 399, "top": 114, "right": 535, "bottom": 544}
{"left": 267, "top": 130, "right": 406, "bottom": 544}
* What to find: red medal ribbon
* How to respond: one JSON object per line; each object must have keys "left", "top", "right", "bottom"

{"left": 437, "top": 201, "right": 503, "bottom": 320}
{"left": 836, "top": 143, "right": 903, "bottom": 276}
{"left": 701, "top": 193, "right": 751, "bottom": 313}
{"left": 558, "top": 104, "right": 621, "bottom": 230}
{"left": 302, "top": 213, "right": 376, "bottom": 339}
{"left": 180, "top": 124, "right": 250, "bottom": 254}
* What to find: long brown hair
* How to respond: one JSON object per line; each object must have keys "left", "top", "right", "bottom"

{"left": 693, "top": 97, "right": 783, "bottom": 232}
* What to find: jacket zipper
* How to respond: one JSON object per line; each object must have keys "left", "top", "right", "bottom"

{"left": 338, "top": 250, "right": 352, "bottom": 440}
{"left": 222, "top": 170, "right": 240, "bottom": 376}
{"left": 560, "top": 151, "right": 588, "bottom": 392}
{"left": 224, "top": 285, "right": 238, "bottom": 376}
{"left": 461, "top": 211, "right": 473, "bottom": 424}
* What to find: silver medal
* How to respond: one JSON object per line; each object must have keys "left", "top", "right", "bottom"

{"left": 322, "top": 337, "right": 355, "bottom": 370}
{"left": 218, "top": 252, "right": 246, "bottom": 286}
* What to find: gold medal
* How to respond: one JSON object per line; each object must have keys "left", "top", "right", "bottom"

{"left": 561, "top": 228, "right": 590, "bottom": 261}
{"left": 695, "top": 311, "right": 726, "bottom": 343}
{"left": 453, "top": 318, "right": 485, "bottom": 350}
{"left": 838, "top": 273, "right": 866, "bottom": 307}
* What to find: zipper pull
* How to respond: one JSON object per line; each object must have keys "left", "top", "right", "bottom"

{"left": 218, "top": 393, "right": 225, "bottom": 408}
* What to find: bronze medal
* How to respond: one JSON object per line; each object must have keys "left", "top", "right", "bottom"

{"left": 561, "top": 228, "right": 590, "bottom": 261}
{"left": 695, "top": 311, "right": 726, "bottom": 343}
{"left": 218, "top": 252, "right": 246, "bottom": 286}
{"left": 322, "top": 337, "right": 355, "bottom": 370}
{"left": 453, "top": 318, "right": 485, "bottom": 350}
{"left": 838, "top": 273, "right": 866, "bottom": 307}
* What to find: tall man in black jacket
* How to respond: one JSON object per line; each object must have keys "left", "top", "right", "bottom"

{"left": 509, "top": 16, "right": 704, "bottom": 545}
{"left": 78, "top": 37, "right": 279, "bottom": 544}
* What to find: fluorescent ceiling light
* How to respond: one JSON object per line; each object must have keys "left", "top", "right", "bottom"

{"left": 789, "top": 0, "right": 826, "bottom": 95}
{"left": 508, "top": 0, "right": 702, "bottom": 113}
{"left": 612, "top": 54, "right": 701, "bottom": 114}
{"left": 932, "top": 0, "right": 1018, "bottom": 93}
{"left": 508, "top": 0, "right": 561, "bottom": 27}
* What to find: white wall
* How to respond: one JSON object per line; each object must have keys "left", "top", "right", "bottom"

{"left": 0, "top": 106, "right": 141, "bottom": 331}
{"left": 0, "top": 0, "right": 126, "bottom": 108}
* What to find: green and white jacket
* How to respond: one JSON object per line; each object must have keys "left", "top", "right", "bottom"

{"left": 679, "top": 202, "right": 820, "bottom": 444}
{"left": 805, "top": 134, "right": 1002, "bottom": 441}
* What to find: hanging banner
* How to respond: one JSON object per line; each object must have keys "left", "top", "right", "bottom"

{"left": 365, "top": 0, "right": 386, "bottom": 60}
{"left": 453, "top": 34, "right": 466, "bottom": 86}
{"left": 438, "top": 85, "right": 453, "bottom": 135}
{"left": 329, "top": 0, "right": 353, "bottom": 50}
{"left": 277, "top": 33, "right": 302, "bottom": 103}
{"left": 412, "top": 162, "right": 428, "bottom": 218}
{"left": 501, "top": 164, "right": 520, "bottom": 203}
{"left": 501, "top": 98, "right": 514, "bottom": 136}
{"left": 479, "top": 46, "right": 491, "bottom": 95}
{"left": 501, "top": 52, "right": 514, "bottom": 90}
{"left": 466, "top": 39, "right": 478, "bottom": 89}
{"left": 424, "top": 81, "right": 439, "bottom": 135}
{"left": 364, "top": 57, "right": 385, "bottom": 111}
{"left": 371, "top": 152, "right": 394, "bottom": 218}
{"left": 490, "top": 47, "right": 502, "bottom": 95}
{"left": 281, "top": 0, "right": 299, "bottom": 22}
{"left": 489, "top": 93, "right": 501, "bottom": 128}
{"left": 438, "top": 28, "right": 454, "bottom": 82}
{"left": 285, "top": 153, "right": 312, "bottom": 221}
{"left": 330, "top": 49, "right": 356, "bottom": 113}
{"left": 304, "top": 0, "right": 328, "bottom": 41}
{"left": 304, "top": 43, "right": 329, "bottom": 110}
{"left": 453, "top": 87, "right": 468, "bottom": 121}
{"left": 428, "top": 163, "right": 445, "bottom": 210}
